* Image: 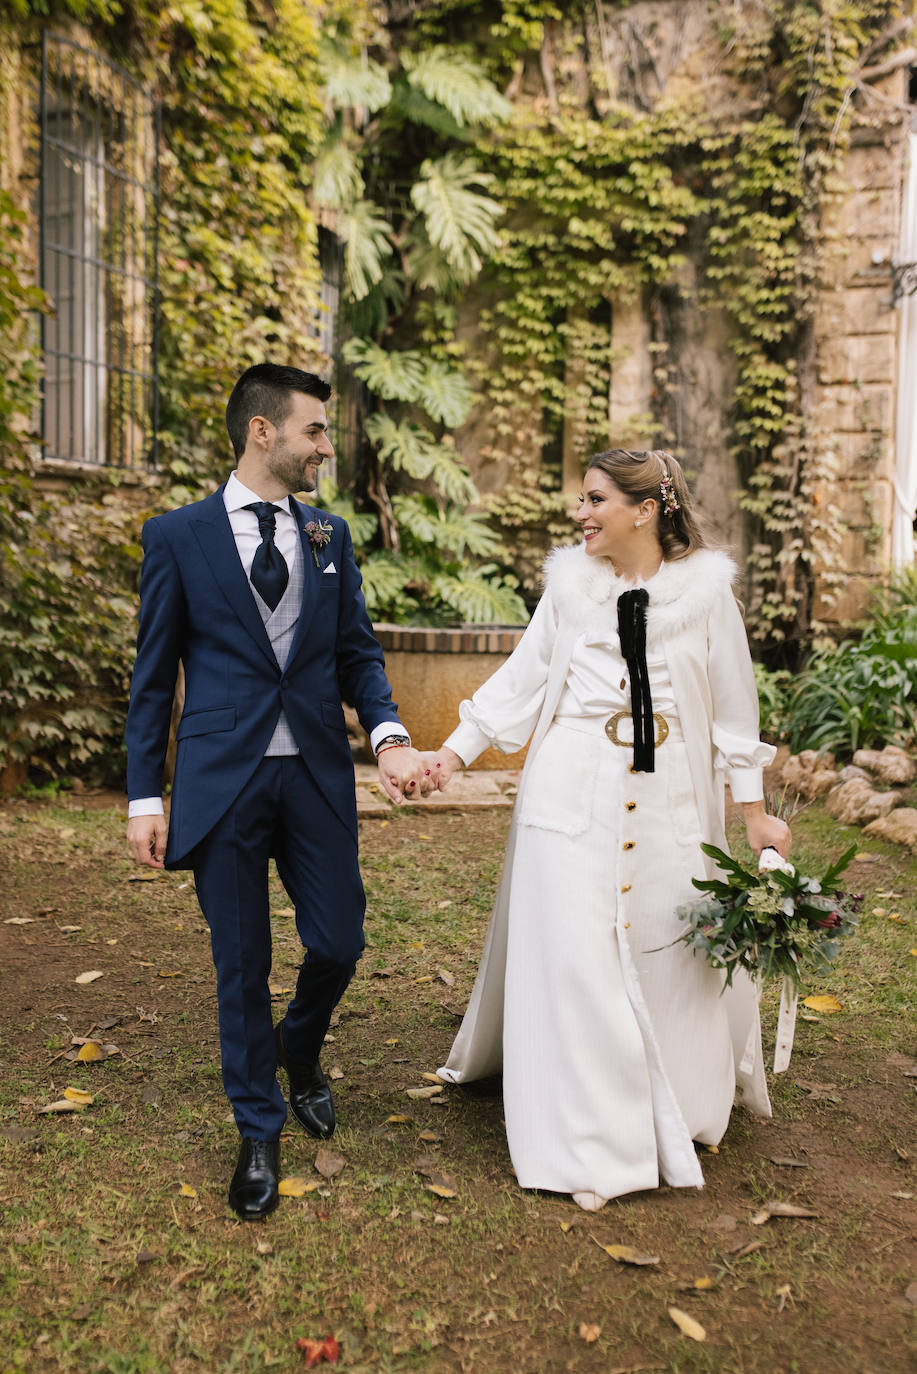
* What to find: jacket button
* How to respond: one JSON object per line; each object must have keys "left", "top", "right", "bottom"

{"left": 621, "top": 883, "right": 632, "bottom": 893}
{"left": 623, "top": 841, "right": 635, "bottom": 851}
{"left": 625, "top": 801, "right": 636, "bottom": 811}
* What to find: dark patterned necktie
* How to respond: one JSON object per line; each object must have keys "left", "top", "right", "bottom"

{"left": 244, "top": 502, "right": 289, "bottom": 611}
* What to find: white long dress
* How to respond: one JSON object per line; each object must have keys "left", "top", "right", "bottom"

{"left": 438, "top": 545, "right": 775, "bottom": 1201}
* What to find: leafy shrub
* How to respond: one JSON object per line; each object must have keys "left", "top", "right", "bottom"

{"left": 753, "top": 661, "right": 793, "bottom": 742}
{"left": 784, "top": 571, "right": 917, "bottom": 758}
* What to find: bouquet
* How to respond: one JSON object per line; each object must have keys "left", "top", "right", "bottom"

{"left": 675, "top": 842, "right": 862, "bottom": 992}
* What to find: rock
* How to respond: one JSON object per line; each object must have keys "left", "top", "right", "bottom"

{"left": 852, "top": 746, "right": 916, "bottom": 787}
{"left": 782, "top": 750, "right": 838, "bottom": 799}
{"left": 824, "top": 778, "right": 901, "bottom": 826}
{"left": 837, "top": 765, "right": 870, "bottom": 784}
{"left": 864, "top": 807, "right": 917, "bottom": 851}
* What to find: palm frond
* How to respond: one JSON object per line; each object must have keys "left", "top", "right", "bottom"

{"left": 312, "top": 137, "right": 364, "bottom": 209}
{"left": 338, "top": 203, "right": 394, "bottom": 301}
{"left": 431, "top": 567, "right": 528, "bottom": 624}
{"left": 342, "top": 339, "right": 426, "bottom": 402}
{"left": 364, "top": 415, "right": 477, "bottom": 504}
{"left": 323, "top": 50, "right": 391, "bottom": 113}
{"left": 410, "top": 153, "right": 503, "bottom": 281}
{"left": 402, "top": 47, "right": 512, "bottom": 128}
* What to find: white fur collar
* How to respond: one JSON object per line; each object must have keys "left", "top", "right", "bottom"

{"left": 543, "top": 542, "right": 738, "bottom": 644}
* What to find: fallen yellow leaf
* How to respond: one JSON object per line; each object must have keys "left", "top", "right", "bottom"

{"left": 63, "top": 1087, "right": 93, "bottom": 1104}
{"left": 668, "top": 1307, "right": 706, "bottom": 1341}
{"left": 425, "top": 1182, "right": 457, "bottom": 1199}
{"left": 578, "top": 1323, "right": 601, "bottom": 1343}
{"left": 158, "top": 971, "right": 181, "bottom": 978}
{"left": 693, "top": 1276, "right": 716, "bottom": 1290}
{"left": 75, "top": 970, "right": 104, "bottom": 985}
{"left": 593, "top": 1238, "right": 660, "bottom": 1266}
{"left": 76, "top": 1042, "right": 104, "bottom": 1062}
{"left": 802, "top": 994, "right": 842, "bottom": 1013}
{"left": 179, "top": 1183, "right": 197, "bottom": 1198}
{"left": 277, "top": 1177, "right": 320, "bottom": 1197}
{"left": 386, "top": 1115, "right": 413, "bottom": 1124}
{"left": 421, "top": 1072, "right": 444, "bottom": 1084}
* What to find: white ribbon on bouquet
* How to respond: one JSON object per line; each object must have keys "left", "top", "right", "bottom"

{"left": 758, "top": 846, "right": 799, "bottom": 1073}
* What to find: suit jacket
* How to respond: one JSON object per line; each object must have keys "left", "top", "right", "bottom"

{"left": 125, "top": 484, "right": 402, "bottom": 868}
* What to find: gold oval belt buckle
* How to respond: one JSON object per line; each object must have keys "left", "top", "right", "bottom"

{"left": 604, "top": 711, "right": 670, "bottom": 748}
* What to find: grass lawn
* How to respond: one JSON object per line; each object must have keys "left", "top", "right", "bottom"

{"left": 0, "top": 792, "right": 915, "bottom": 1373}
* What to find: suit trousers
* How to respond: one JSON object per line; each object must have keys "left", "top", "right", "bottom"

{"left": 190, "top": 755, "right": 365, "bottom": 1139}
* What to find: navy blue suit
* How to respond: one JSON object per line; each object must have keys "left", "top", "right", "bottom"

{"left": 125, "top": 485, "right": 403, "bottom": 1137}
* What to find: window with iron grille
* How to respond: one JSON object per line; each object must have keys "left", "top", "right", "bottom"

{"left": 37, "top": 32, "right": 160, "bottom": 469}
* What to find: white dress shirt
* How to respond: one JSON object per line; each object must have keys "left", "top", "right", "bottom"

{"left": 128, "top": 473, "right": 404, "bottom": 818}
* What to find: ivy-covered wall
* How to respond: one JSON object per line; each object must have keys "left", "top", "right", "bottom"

{"left": 0, "top": 0, "right": 914, "bottom": 787}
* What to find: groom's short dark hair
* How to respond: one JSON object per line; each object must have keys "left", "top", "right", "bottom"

{"left": 226, "top": 364, "right": 332, "bottom": 459}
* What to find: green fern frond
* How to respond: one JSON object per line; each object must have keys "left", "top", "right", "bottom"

{"left": 431, "top": 568, "right": 528, "bottom": 624}
{"left": 312, "top": 138, "right": 364, "bottom": 209}
{"left": 338, "top": 204, "right": 394, "bottom": 300}
{"left": 416, "top": 359, "right": 474, "bottom": 427}
{"left": 323, "top": 50, "right": 391, "bottom": 113}
{"left": 317, "top": 480, "right": 378, "bottom": 549}
{"left": 402, "top": 47, "right": 512, "bottom": 128}
{"left": 364, "top": 415, "right": 477, "bottom": 504}
{"left": 410, "top": 153, "right": 503, "bottom": 281}
{"left": 342, "top": 339, "right": 426, "bottom": 402}
{"left": 393, "top": 494, "right": 499, "bottom": 558}
{"left": 404, "top": 231, "right": 457, "bottom": 295}
{"left": 358, "top": 552, "right": 418, "bottom": 619}
{"left": 389, "top": 80, "right": 469, "bottom": 140}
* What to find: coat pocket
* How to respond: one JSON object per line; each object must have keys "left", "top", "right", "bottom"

{"left": 666, "top": 745, "right": 703, "bottom": 846}
{"left": 176, "top": 705, "right": 236, "bottom": 740}
{"left": 320, "top": 699, "right": 348, "bottom": 733}
{"left": 517, "top": 724, "right": 598, "bottom": 837}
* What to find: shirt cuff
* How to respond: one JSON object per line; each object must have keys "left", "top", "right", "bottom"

{"left": 370, "top": 721, "right": 410, "bottom": 755}
{"left": 128, "top": 798, "right": 165, "bottom": 818}
{"left": 726, "top": 768, "right": 764, "bottom": 803}
{"left": 443, "top": 720, "right": 492, "bottom": 768}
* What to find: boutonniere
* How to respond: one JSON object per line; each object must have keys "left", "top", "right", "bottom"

{"left": 304, "top": 518, "right": 333, "bottom": 568}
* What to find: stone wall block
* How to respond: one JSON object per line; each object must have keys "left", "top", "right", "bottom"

{"left": 817, "top": 332, "right": 896, "bottom": 386}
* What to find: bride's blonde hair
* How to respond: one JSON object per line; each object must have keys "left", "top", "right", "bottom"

{"left": 587, "top": 449, "right": 712, "bottom": 562}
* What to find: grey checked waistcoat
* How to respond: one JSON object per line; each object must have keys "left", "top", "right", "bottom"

{"left": 249, "top": 537, "right": 303, "bottom": 756}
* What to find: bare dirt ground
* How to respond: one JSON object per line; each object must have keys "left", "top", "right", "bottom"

{"left": 0, "top": 793, "right": 915, "bottom": 1373}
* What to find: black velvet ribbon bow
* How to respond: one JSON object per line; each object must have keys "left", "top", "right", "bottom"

{"left": 617, "top": 588, "right": 655, "bottom": 773}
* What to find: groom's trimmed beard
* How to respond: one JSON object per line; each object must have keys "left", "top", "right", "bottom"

{"left": 267, "top": 441, "right": 319, "bottom": 494}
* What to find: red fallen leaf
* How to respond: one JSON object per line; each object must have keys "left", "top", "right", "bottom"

{"left": 296, "top": 1336, "right": 339, "bottom": 1367}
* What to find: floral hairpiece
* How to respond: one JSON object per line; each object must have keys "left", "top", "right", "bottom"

{"left": 659, "top": 468, "right": 679, "bottom": 517}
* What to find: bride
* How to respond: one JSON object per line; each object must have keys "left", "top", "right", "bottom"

{"left": 423, "top": 449, "right": 790, "bottom": 1210}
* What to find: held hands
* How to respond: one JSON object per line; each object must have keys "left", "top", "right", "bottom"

{"left": 377, "top": 744, "right": 465, "bottom": 803}
{"left": 417, "top": 746, "right": 464, "bottom": 793}
{"left": 127, "top": 815, "right": 168, "bottom": 869}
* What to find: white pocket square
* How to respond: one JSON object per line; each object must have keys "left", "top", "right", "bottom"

{"left": 323, "top": 562, "right": 337, "bottom": 574}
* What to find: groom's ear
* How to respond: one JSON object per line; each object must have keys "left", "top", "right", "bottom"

{"left": 247, "top": 415, "right": 272, "bottom": 451}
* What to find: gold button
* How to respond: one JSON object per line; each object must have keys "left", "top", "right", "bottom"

{"left": 621, "top": 884, "right": 632, "bottom": 893}
{"left": 625, "top": 801, "right": 636, "bottom": 811}
{"left": 623, "top": 841, "right": 635, "bottom": 851}
{"left": 624, "top": 922, "right": 631, "bottom": 929}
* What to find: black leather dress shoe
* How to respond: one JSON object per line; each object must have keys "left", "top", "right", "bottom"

{"left": 229, "top": 1138, "right": 280, "bottom": 1220}
{"left": 274, "top": 1021, "right": 336, "bottom": 1139}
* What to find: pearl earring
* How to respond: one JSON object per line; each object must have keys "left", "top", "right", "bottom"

{"left": 635, "top": 519, "right": 643, "bottom": 528}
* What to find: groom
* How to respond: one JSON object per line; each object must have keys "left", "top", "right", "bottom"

{"left": 125, "top": 363, "right": 426, "bottom": 1219}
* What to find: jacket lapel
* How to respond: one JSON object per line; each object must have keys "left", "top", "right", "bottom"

{"left": 285, "top": 496, "right": 322, "bottom": 665}
{"left": 189, "top": 486, "right": 277, "bottom": 670}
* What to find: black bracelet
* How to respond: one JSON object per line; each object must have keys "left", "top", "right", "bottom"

{"left": 375, "top": 733, "right": 411, "bottom": 755}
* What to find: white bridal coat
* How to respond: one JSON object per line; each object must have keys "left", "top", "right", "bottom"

{"left": 438, "top": 545, "right": 775, "bottom": 1200}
